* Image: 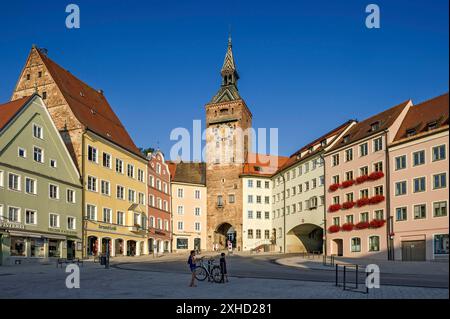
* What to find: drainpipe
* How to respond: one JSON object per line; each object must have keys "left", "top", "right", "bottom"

{"left": 81, "top": 130, "right": 86, "bottom": 259}
{"left": 384, "top": 132, "right": 394, "bottom": 261}
{"left": 281, "top": 173, "right": 286, "bottom": 253}
{"left": 319, "top": 153, "right": 327, "bottom": 257}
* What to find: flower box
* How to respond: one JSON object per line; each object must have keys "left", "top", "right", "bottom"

{"left": 328, "top": 183, "right": 340, "bottom": 192}
{"left": 369, "top": 195, "right": 385, "bottom": 204}
{"left": 328, "top": 204, "right": 342, "bottom": 212}
{"left": 341, "top": 180, "right": 355, "bottom": 188}
{"left": 356, "top": 175, "right": 369, "bottom": 184}
{"left": 342, "top": 201, "right": 356, "bottom": 209}
{"left": 355, "top": 221, "right": 370, "bottom": 229}
{"left": 368, "top": 171, "right": 384, "bottom": 181}
{"left": 369, "top": 219, "right": 386, "bottom": 228}
{"left": 341, "top": 223, "right": 354, "bottom": 231}
{"left": 328, "top": 225, "right": 340, "bottom": 233}
{"left": 356, "top": 197, "right": 370, "bottom": 207}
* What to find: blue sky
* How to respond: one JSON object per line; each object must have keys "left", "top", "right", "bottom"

{"left": 0, "top": 0, "right": 448, "bottom": 159}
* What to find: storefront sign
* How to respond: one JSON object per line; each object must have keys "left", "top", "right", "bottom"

{"left": 99, "top": 224, "right": 117, "bottom": 231}
{"left": 47, "top": 227, "right": 78, "bottom": 236}
{"left": 0, "top": 222, "right": 25, "bottom": 230}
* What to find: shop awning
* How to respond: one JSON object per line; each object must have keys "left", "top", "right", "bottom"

{"left": 8, "top": 231, "right": 42, "bottom": 238}
{"left": 46, "top": 234, "right": 68, "bottom": 240}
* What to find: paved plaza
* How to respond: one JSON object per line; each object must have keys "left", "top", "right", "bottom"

{"left": 0, "top": 253, "right": 448, "bottom": 299}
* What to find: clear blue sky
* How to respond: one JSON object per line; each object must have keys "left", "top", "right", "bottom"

{"left": 0, "top": 0, "right": 448, "bottom": 159}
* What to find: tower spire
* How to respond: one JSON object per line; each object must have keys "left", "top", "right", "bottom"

{"left": 221, "top": 33, "right": 239, "bottom": 87}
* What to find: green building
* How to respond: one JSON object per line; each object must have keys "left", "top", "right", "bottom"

{"left": 0, "top": 94, "right": 82, "bottom": 265}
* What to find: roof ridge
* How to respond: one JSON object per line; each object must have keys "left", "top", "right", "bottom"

{"left": 412, "top": 92, "right": 449, "bottom": 108}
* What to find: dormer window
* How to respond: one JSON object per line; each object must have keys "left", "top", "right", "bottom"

{"left": 406, "top": 128, "right": 416, "bottom": 137}
{"left": 343, "top": 135, "right": 350, "bottom": 143}
{"left": 308, "top": 146, "right": 313, "bottom": 153}
{"left": 427, "top": 121, "right": 438, "bottom": 131}
{"left": 321, "top": 139, "right": 327, "bottom": 147}
{"left": 254, "top": 166, "right": 261, "bottom": 172}
{"left": 371, "top": 121, "right": 380, "bottom": 132}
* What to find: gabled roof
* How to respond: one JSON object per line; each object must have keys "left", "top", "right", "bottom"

{"left": 0, "top": 96, "right": 33, "bottom": 131}
{"left": 241, "top": 153, "right": 289, "bottom": 177}
{"left": 35, "top": 48, "right": 143, "bottom": 159}
{"left": 393, "top": 93, "right": 449, "bottom": 142}
{"left": 167, "top": 161, "right": 206, "bottom": 185}
{"left": 328, "top": 99, "right": 411, "bottom": 152}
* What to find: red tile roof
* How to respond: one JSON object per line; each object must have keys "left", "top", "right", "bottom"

{"left": 36, "top": 49, "right": 143, "bottom": 158}
{"left": 393, "top": 93, "right": 449, "bottom": 142}
{"left": 241, "top": 153, "right": 289, "bottom": 177}
{"left": 0, "top": 96, "right": 32, "bottom": 131}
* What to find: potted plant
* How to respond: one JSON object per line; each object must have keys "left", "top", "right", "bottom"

{"left": 356, "top": 197, "right": 370, "bottom": 207}
{"left": 368, "top": 171, "right": 384, "bottom": 180}
{"left": 341, "top": 180, "right": 355, "bottom": 188}
{"left": 356, "top": 175, "right": 369, "bottom": 184}
{"left": 328, "top": 183, "right": 340, "bottom": 192}
{"left": 328, "top": 204, "right": 342, "bottom": 212}
{"left": 355, "top": 221, "right": 370, "bottom": 229}
{"left": 369, "top": 219, "right": 386, "bottom": 228}
{"left": 341, "top": 223, "right": 354, "bottom": 231}
{"left": 369, "top": 195, "right": 385, "bottom": 204}
{"left": 328, "top": 225, "right": 340, "bottom": 233}
{"left": 342, "top": 201, "right": 356, "bottom": 209}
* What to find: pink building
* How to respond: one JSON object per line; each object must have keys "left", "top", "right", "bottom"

{"left": 325, "top": 100, "right": 411, "bottom": 259}
{"left": 389, "top": 93, "right": 449, "bottom": 261}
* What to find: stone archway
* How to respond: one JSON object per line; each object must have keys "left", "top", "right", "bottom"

{"left": 286, "top": 223, "right": 323, "bottom": 253}
{"left": 215, "top": 223, "right": 236, "bottom": 249}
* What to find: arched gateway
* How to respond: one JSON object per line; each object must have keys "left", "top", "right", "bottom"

{"left": 286, "top": 224, "right": 324, "bottom": 253}
{"left": 214, "top": 223, "right": 237, "bottom": 250}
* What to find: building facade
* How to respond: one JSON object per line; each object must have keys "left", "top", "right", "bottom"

{"left": 0, "top": 95, "right": 82, "bottom": 265}
{"left": 169, "top": 162, "right": 207, "bottom": 252}
{"left": 325, "top": 100, "right": 411, "bottom": 259}
{"left": 389, "top": 93, "right": 449, "bottom": 261}
{"left": 147, "top": 150, "right": 172, "bottom": 254}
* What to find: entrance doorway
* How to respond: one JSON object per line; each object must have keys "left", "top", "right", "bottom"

{"left": 148, "top": 238, "right": 154, "bottom": 253}
{"left": 194, "top": 238, "right": 201, "bottom": 251}
{"left": 215, "top": 223, "right": 237, "bottom": 249}
{"left": 332, "top": 239, "right": 343, "bottom": 256}
{"left": 127, "top": 240, "right": 136, "bottom": 256}
{"left": 87, "top": 236, "right": 98, "bottom": 256}
{"left": 67, "top": 240, "right": 75, "bottom": 259}
{"left": 402, "top": 240, "right": 426, "bottom": 261}
{"left": 102, "top": 238, "right": 111, "bottom": 255}
{"left": 115, "top": 239, "right": 124, "bottom": 256}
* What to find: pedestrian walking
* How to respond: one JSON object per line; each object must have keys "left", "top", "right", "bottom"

{"left": 187, "top": 250, "right": 197, "bottom": 287}
{"left": 219, "top": 252, "right": 228, "bottom": 283}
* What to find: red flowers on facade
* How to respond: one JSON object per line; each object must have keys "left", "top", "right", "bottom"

{"left": 342, "top": 201, "right": 356, "bottom": 209}
{"left": 341, "top": 180, "right": 355, "bottom": 188}
{"left": 355, "top": 221, "right": 370, "bottom": 229}
{"left": 328, "top": 225, "right": 340, "bottom": 233}
{"left": 328, "top": 204, "right": 342, "bottom": 212}
{"left": 356, "top": 175, "right": 369, "bottom": 184}
{"left": 368, "top": 171, "right": 384, "bottom": 180}
{"left": 356, "top": 197, "right": 370, "bottom": 207}
{"left": 369, "top": 195, "right": 385, "bottom": 204}
{"left": 328, "top": 183, "right": 340, "bottom": 192}
{"left": 369, "top": 219, "right": 386, "bottom": 228}
{"left": 341, "top": 223, "right": 354, "bottom": 231}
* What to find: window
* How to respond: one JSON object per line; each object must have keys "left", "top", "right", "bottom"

{"left": 305, "top": 182, "right": 310, "bottom": 191}
{"left": 374, "top": 185, "right": 383, "bottom": 196}
{"left": 217, "top": 195, "right": 223, "bottom": 207}
{"left": 413, "top": 150, "right": 425, "bottom": 166}
{"left": 360, "top": 143, "right": 368, "bottom": 157}
{"left": 333, "top": 217, "right": 340, "bottom": 226}
{"left": 395, "top": 155, "right": 406, "bottom": 170}
{"left": 333, "top": 196, "right": 340, "bottom": 205}
{"left": 165, "top": 220, "right": 169, "bottom": 231}
{"left": 312, "top": 179, "right": 317, "bottom": 188}
{"left": 128, "top": 189, "right": 136, "bottom": 202}
{"left": 33, "top": 146, "right": 43, "bottom": 163}
{"left": 346, "top": 193, "right": 354, "bottom": 202}
{"left": 25, "top": 210, "right": 36, "bottom": 225}
{"left": 256, "top": 211, "right": 262, "bottom": 219}
{"left": 156, "top": 163, "right": 161, "bottom": 174}
{"left": 117, "top": 211, "right": 124, "bottom": 225}
{"left": 248, "top": 210, "right": 253, "bottom": 219}
{"left": 360, "top": 166, "right": 368, "bottom": 176}
{"left": 18, "top": 147, "right": 26, "bottom": 158}
{"left": 395, "top": 181, "right": 407, "bottom": 196}
{"left": 434, "top": 234, "right": 449, "bottom": 255}
{"left": 67, "top": 189, "right": 75, "bottom": 203}
{"left": 247, "top": 229, "right": 253, "bottom": 239}
{"left": 406, "top": 128, "right": 416, "bottom": 137}
{"left": 177, "top": 188, "right": 184, "bottom": 198}
{"left": 256, "top": 195, "right": 262, "bottom": 204}
{"left": 49, "top": 213, "right": 60, "bottom": 228}
{"left": 265, "top": 181, "right": 270, "bottom": 188}
{"left": 332, "top": 154, "right": 339, "bottom": 166}
{"left": 195, "top": 190, "right": 201, "bottom": 199}
{"left": 374, "top": 162, "right": 383, "bottom": 172}
{"left": 87, "top": 176, "right": 97, "bottom": 192}
{"left": 248, "top": 195, "right": 253, "bottom": 204}
{"left": 116, "top": 185, "right": 124, "bottom": 200}
{"left": 369, "top": 236, "right": 380, "bottom": 251}
{"left": 133, "top": 213, "right": 141, "bottom": 226}
{"left": 86, "top": 204, "right": 97, "bottom": 220}
{"left": 332, "top": 175, "right": 340, "bottom": 184}
{"left": 351, "top": 238, "right": 361, "bottom": 252}
{"left": 343, "top": 135, "right": 350, "bottom": 143}
{"left": 67, "top": 217, "right": 76, "bottom": 230}
{"left": 177, "top": 206, "right": 184, "bottom": 215}
{"left": 265, "top": 230, "right": 270, "bottom": 239}
{"left": 247, "top": 179, "right": 254, "bottom": 188}
{"left": 256, "top": 180, "right": 262, "bottom": 188}
{"left": 101, "top": 180, "right": 110, "bottom": 196}
{"left": 25, "top": 177, "right": 36, "bottom": 194}
{"left": 194, "top": 222, "right": 201, "bottom": 232}
{"left": 396, "top": 207, "right": 407, "bottom": 221}
{"left": 156, "top": 179, "right": 161, "bottom": 191}
{"left": 360, "top": 189, "right": 369, "bottom": 199}
{"left": 265, "top": 211, "right": 270, "bottom": 219}
{"left": 433, "top": 201, "right": 447, "bottom": 217}
{"left": 177, "top": 221, "right": 184, "bottom": 231}
{"left": 49, "top": 184, "right": 59, "bottom": 199}
{"left": 346, "top": 215, "right": 354, "bottom": 224}
{"left": 157, "top": 218, "right": 162, "bottom": 229}
{"left": 163, "top": 201, "right": 168, "bottom": 211}
{"left": 345, "top": 171, "right": 353, "bottom": 181}
{"left": 432, "top": 145, "right": 446, "bottom": 162}
{"left": 304, "top": 162, "right": 309, "bottom": 172}
{"left": 116, "top": 159, "right": 123, "bottom": 173}
{"left": 360, "top": 212, "right": 369, "bottom": 222}
{"left": 345, "top": 148, "right": 353, "bottom": 161}
{"left": 371, "top": 121, "right": 380, "bottom": 132}
{"left": 0, "top": 170, "right": 3, "bottom": 188}
{"left": 256, "top": 229, "right": 261, "bottom": 239}
{"left": 433, "top": 173, "right": 447, "bottom": 189}
{"left": 373, "top": 137, "right": 383, "bottom": 152}
{"left": 103, "top": 209, "right": 113, "bottom": 224}
{"left": 228, "top": 194, "right": 235, "bottom": 204}
{"left": 413, "top": 177, "right": 426, "bottom": 193}
{"left": 33, "top": 124, "right": 43, "bottom": 139}
{"left": 414, "top": 204, "right": 426, "bottom": 219}
{"left": 127, "top": 164, "right": 134, "bottom": 178}
{"left": 87, "top": 145, "right": 97, "bottom": 162}
{"left": 195, "top": 207, "right": 201, "bottom": 216}
{"left": 176, "top": 238, "right": 188, "bottom": 249}
{"left": 8, "top": 207, "right": 20, "bottom": 222}
{"left": 374, "top": 210, "right": 384, "bottom": 220}
{"left": 102, "top": 153, "right": 111, "bottom": 168}
{"left": 138, "top": 193, "right": 145, "bottom": 205}
{"left": 265, "top": 196, "right": 270, "bottom": 204}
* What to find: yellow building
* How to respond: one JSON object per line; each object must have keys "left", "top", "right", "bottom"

{"left": 12, "top": 46, "right": 149, "bottom": 257}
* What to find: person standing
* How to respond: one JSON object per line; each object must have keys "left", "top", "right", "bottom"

{"left": 219, "top": 252, "right": 229, "bottom": 283}
{"left": 188, "top": 250, "right": 197, "bottom": 287}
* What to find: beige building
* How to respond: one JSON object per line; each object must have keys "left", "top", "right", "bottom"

{"left": 169, "top": 162, "right": 207, "bottom": 252}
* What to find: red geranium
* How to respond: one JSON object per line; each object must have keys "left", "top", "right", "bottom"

{"left": 356, "top": 175, "right": 369, "bottom": 184}
{"left": 369, "top": 219, "right": 386, "bottom": 228}
{"left": 369, "top": 171, "right": 384, "bottom": 181}
{"left": 328, "top": 183, "right": 340, "bottom": 192}
{"left": 328, "top": 204, "right": 342, "bottom": 212}
{"left": 341, "top": 223, "right": 354, "bottom": 231}
{"left": 356, "top": 197, "right": 370, "bottom": 207}
{"left": 341, "top": 180, "right": 355, "bottom": 188}
{"left": 328, "top": 225, "right": 340, "bottom": 233}
{"left": 369, "top": 195, "right": 385, "bottom": 204}
{"left": 342, "top": 201, "right": 356, "bottom": 209}
{"left": 355, "top": 221, "right": 370, "bottom": 229}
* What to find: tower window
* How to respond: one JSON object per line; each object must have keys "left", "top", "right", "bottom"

{"left": 42, "top": 91, "right": 47, "bottom": 100}
{"left": 26, "top": 74, "right": 30, "bottom": 81}
{"left": 38, "top": 71, "right": 42, "bottom": 78}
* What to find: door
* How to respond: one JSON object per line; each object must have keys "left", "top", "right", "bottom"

{"left": 402, "top": 240, "right": 426, "bottom": 261}
{"left": 67, "top": 240, "right": 75, "bottom": 259}
{"left": 194, "top": 238, "right": 201, "bottom": 251}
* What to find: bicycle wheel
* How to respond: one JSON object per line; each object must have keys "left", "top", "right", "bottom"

{"left": 195, "top": 266, "right": 208, "bottom": 281}
{"left": 211, "top": 266, "right": 222, "bottom": 283}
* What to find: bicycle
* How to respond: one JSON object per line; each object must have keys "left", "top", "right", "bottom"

{"left": 194, "top": 256, "right": 222, "bottom": 283}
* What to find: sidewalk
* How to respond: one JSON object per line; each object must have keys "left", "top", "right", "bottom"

{"left": 276, "top": 255, "right": 450, "bottom": 275}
